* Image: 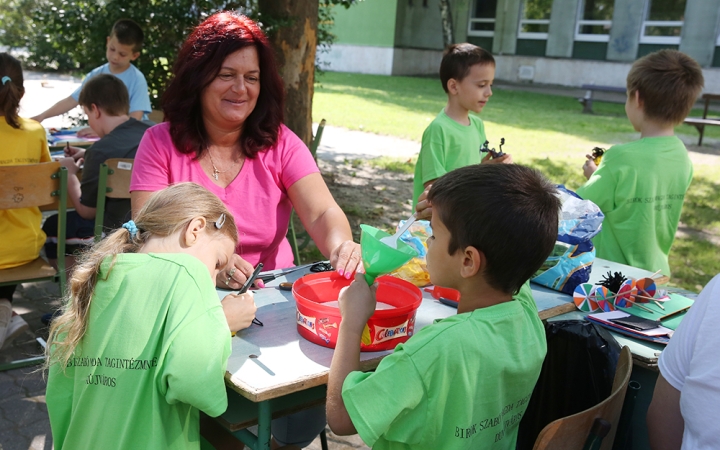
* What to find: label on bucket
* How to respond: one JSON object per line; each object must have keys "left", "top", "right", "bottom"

{"left": 374, "top": 320, "right": 409, "bottom": 344}
{"left": 297, "top": 311, "right": 318, "bottom": 335}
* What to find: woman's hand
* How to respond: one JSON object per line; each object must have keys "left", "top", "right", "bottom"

{"left": 221, "top": 292, "right": 257, "bottom": 332}
{"left": 217, "top": 254, "right": 265, "bottom": 290}
{"left": 583, "top": 154, "right": 598, "bottom": 179}
{"left": 331, "top": 240, "right": 363, "bottom": 280}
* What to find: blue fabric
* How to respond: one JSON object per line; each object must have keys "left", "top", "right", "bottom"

{"left": 72, "top": 63, "right": 151, "bottom": 118}
{"left": 122, "top": 220, "right": 138, "bottom": 238}
{"left": 1, "top": 76, "right": 11, "bottom": 85}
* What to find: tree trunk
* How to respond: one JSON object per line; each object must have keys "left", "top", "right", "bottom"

{"left": 259, "top": 0, "right": 319, "bottom": 146}
{"left": 439, "top": 0, "right": 454, "bottom": 48}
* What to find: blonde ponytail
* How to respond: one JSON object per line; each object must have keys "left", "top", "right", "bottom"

{"left": 46, "top": 183, "right": 238, "bottom": 371}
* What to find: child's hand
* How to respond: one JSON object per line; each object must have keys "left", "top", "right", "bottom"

{"left": 338, "top": 273, "right": 377, "bottom": 334}
{"left": 59, "top": 157, "right": 81, "bottom": 175}
{"left": 481, "top": 153, "right": 513, "bottom": 164}
{"left": 221, "top": 292, "right": 257, "bottom": 332}
{"left": 415, "top": 185, "right": 433, "bottom": 220}
{"left": 76, "top": 127, "right": 99, "bottom": 138}
{"left": 65, "top": 146, "right": 86, "bottom": 160}
{"left": 583, "top": 155, "right": 598, "bottom": 179}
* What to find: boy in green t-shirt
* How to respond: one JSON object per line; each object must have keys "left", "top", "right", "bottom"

{"left": 577, "top": 50, "right": 703, "bottom": 276}
{"left": 328, "top": 164, "right": 560, "bottom": 449}
{"left": 413, "top": 43, "right": 512, "bottom": 218}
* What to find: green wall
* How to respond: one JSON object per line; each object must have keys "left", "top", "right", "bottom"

{"left": 713, "top": 47, "right": 720, "bottom": 67}
{"left": 331, "top": 0, "right": 398, "bottom": 47}
{"left": 516, "top": 39, "right": 547, "bottom": 57}
{"left": 636, "top": 44, "right": 679, "bottom": 58}
{"left": 468, "top": 36, "right": 494, "bottom": 51}
{"left": 572, "top": 42, "right": 608, "bottom": 60}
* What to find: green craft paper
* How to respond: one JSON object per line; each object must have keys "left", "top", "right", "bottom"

{"left": 617, "top": 293, "right": 694, "bottom": 330}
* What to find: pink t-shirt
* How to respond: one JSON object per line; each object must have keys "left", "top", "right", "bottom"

{"left": 130, "top": 122, "right": 319, "bottom": 270}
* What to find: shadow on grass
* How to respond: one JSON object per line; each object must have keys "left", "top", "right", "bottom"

{"left": 681, "top": 175, "right": 720, "bottom": 233}
{"left": 670, "top": 236, "right": 720, "bottom": 291}
{"left": 528, "top": 157, "right": 587, "bottom": 191}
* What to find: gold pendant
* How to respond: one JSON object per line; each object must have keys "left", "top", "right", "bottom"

{"left": 213, "top": 170, "right": 219, "bottom": 181}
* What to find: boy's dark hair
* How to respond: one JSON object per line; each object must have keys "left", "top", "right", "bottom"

{"left": 78, "top": 74, "right": 130, "bottom": 116}
{"left": 626, "top": 49, "right": 704, "bottom": 125}
{"left": 428, "top": 164, "right": 560, "bottom": 294}
{"left": 439, "top": 43, "right": 495, "bottom": 94}
{"left": 111, "top": 19, "right": 144, "bottom": 52}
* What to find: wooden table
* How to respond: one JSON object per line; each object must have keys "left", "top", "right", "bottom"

{"left": 213, "top": 258, "right": 661, "bottom": 449}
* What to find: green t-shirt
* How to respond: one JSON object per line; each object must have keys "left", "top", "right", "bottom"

{"left": 342, "top": 282, "right": 546, "bottom": 450}
{"left": 576, "top": 136, "right": 693, "bottom": 276}
{"left": 412, "top": 110, "right": 486, "bottom": 206}
{"left": 47, "top": 253, "right": 231, "bottom": 450}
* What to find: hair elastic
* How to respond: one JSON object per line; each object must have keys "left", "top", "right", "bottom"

{"left": 122, "top": 220, "right": 138, "bottom": 238}
{"left": 1, "top": 76, "right": 11, "bottom": 85}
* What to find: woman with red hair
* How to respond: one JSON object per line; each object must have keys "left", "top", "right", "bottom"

{"left": 131, "top": 11, "right": 361, "bottom": 291}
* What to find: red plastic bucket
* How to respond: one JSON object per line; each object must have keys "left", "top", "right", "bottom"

{"left": 293, "top": 272, "right": 423, "bottom": 351}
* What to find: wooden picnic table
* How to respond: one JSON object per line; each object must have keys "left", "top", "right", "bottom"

{"left": 212, "top": 259, "right": 667, "bottom": 449}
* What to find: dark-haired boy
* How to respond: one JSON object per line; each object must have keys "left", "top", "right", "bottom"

{"left": 577, "top": 49, "right": 703, "bottom": 276}
{"left": 328, "top": 164, "right": 560, "bottom": 449}
{"left": 43, "top": 74, "right": 150, "bottom": 264}
{"left": 32, "top": 19, "right": 151, "bottom": 124}
{"left": 413, "top": 43, "right": 511, "bottom": 216}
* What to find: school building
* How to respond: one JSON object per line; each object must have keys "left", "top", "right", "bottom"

{"left": 319, "top": 0, "right": 720, "bottom": 91}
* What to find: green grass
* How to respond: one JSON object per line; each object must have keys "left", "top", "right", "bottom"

{"left": 313, "top": 72, "right": 720, "bottom": 292}
{"left": 368, "top": 156, "right": 417, "bottom": 174}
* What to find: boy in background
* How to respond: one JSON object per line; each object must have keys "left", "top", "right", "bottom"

{"left": 43, "top": 74, "right": 150, "bottom": 266}
{"left": 577, "top": 49, "right": 703, "bottom": 276}
{"left": 413, "top": 43, "right": 511, "bottom": 216}
{"left": 328, "top": 164, "right": 560, "bottom": 449}
{"left": 32, "top": 19, "right": 151, "bottom": 125}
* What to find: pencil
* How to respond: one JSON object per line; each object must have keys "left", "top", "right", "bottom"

{"left": 660, "top": 306, "right": 692, "bottom": 322}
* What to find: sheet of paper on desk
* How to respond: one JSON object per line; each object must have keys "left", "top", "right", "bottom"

{"left": 588, "top": 311, "right": 672, "bottom": 336}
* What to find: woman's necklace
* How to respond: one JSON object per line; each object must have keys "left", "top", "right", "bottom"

{"left": 206, "top": 148, "right": 238, "bottom": 181}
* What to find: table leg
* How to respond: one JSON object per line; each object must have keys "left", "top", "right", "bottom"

{"left": 257, "top": 400, "right": 272, "bottom": 450}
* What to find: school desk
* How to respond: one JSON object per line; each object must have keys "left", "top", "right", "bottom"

{"left": 211, "top": 257, "right": 662, "bottom": 449}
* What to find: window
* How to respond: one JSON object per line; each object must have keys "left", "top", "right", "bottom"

{"left": 575, "top": 0, "right": 613, "bottom": 42}
{"left": 640, "top": 0, "right": 686, "bottom": 45}
{"left": 468, "top": 0, "right": 498, "bottom": 37}
{"left": 518, "top": 0, "right": 552, "bottom": 40}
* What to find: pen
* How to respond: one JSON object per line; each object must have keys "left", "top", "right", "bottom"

{"left": 240, "top": 263, "right": 264, "bottom": 326}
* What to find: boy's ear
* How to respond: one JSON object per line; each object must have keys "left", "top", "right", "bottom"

{"left": 447, "top": 78, "right": 458, "bottom": 95}
{"left": 460, "top": 245, "right": 482, "bottom": 278}
{"left": 182, "top": 217, "right": 208, "bottom": 247}
{"left": 633, "top": 89, "right": 644, "bottom": 108}
{"left": 130, "top": 51, "right": 140, "bottom": 61}
{"left": 86, "top": 104, "right": 101, "bottom": 119}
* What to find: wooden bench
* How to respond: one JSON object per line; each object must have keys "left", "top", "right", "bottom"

{"left": 683, "top": 93, "right": 720, "bottom": 146}
{"left": 578, "top": 84, "right": 627, "bottom": 113}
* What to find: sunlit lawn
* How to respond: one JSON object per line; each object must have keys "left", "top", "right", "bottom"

{"left": 313, "top": 72, "right": 720, "bottom": 291}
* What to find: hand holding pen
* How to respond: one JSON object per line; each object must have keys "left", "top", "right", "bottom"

{"left": 240, "top": 263, "right": 264, "bottom": 327}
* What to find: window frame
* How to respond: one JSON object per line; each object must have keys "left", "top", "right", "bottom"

{"left": 639, "top": 0, "right": 685, "bottom": 45}
{"left": 574, "top": 0, "right": 613, "bottom": 43}
{"left": 517, "top": 1, "right": 550, "bottom": 40}
{"left": 467, "top": 0, "right": 497, "bottom": 38}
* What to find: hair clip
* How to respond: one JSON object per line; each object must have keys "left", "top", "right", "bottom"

{"left": 214, "top": 213, "right": 226, "bottom": 229}
{"left": 1, "top": 76, "right": 11, "bottom": 85}
{"left": 122, "top": 220, "right": 138, "bottom": 238}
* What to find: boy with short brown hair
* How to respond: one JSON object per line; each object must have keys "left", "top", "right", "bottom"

{"left": 578, "top": 49, "right": 704, "bottom": 276}
{"left": 413, "top": 43, "right": 511, "bottom": 214}
{"left": 328, "top": 164, "right": 560, "bottom": 449}
{"left": 32, "top": 19, "right": 151, "bottom": 124}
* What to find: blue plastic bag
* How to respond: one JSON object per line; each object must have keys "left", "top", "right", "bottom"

{"left": 531, "top": 186, "right": 604, "bottom": 295}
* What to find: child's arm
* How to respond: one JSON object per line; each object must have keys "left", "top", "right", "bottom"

{"left": 31, "top": 96, "right": 79, "bottom": 123}
{"left": 129, "top": 111, "right": 144, "bottom": 120}
{"left": 59, "top": 157, "right": 96, "bottom": 219}
{"left": 582, "top": 154, "right": 598, "bottom": 179}
{"left": 327, "top": 273, "right": 377, "bottom": 435}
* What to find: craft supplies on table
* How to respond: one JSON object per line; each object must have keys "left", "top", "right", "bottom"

{"left": 587, "top": 311, "right": 672, "bottom": 344}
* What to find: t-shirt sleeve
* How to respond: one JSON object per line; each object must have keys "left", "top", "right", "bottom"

{"left": 576, "top": 153, "right": 617, "bottom": 212}
{"left": 38, "top": 128, "right": 51, "bottom": 162}
{"left": 162, "top": 281, "right": 231, "bottom": 417}
{"left": 128, "top": 71, "right": 152, "bottom": 114}
{"left": 278, "top": 125, "right": 320, "bottom": 190}
{"left": 71, "top": 66, "right": 100, "bottom": 101}
{"left": 342, "top": 349, "right": 427, "bottom": 447}
{"left": 129, "top": 127, "right": 172, "bottom": 192}
{"left": 418, "top": 123, "right": 448, "bottom": 185}
{"left": 659, "top": 275, "right": 719, "bottom": 391}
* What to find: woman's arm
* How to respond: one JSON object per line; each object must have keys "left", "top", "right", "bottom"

{"left": 647, "top": 374, "right": 684, "bottom": 450}
{"left": 130, "top": 190, "right": 154, "bottom": 218}
{"left": 288, "top": 173, "right": 361, "bottom": 277}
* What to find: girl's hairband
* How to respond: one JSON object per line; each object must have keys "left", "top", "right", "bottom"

{"left": 1, "top": 76, "right": 11, "bottom": 85}
{"left": 122, "top": 220, "right": 138, "bottom": 238}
